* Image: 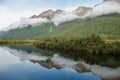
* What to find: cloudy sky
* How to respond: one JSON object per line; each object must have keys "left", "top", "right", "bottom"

{"left": 0, "top": 0, "right": 102, "bottom": 30}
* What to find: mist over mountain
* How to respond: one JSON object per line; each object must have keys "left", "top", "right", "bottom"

{"left": 0, "top": 0, "right": 120, "bottom": 39}
{"left": 1, "top": 0, "right": 120, "bottom": 31}
{"left": 3, "top": 18, "right": 50, "bottom": 31}
{"left": 92, "top": 0, "right": 120, "bottom": 17}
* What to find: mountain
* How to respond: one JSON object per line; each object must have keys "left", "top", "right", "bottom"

{"left": 31, "top": 6, "right": 92, "bottom": 19}
{"left": 74, "top": 6, "right": 92, "bottom": 18}
{"left": 0, "top": 0, "right": 120, "bottom": 39}
{"left": 0, "top": 13, "right": 120, "bottom": 39}
{"left": 30, "top": 9, "right": 63, "bottom": 19}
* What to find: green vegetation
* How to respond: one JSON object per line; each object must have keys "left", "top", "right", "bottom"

{"left": 0, "top": 13, "right": 120, "bottom": 61}
{"left": 34, "top": 35, "right": 120, "bottom": 56}
{"left": 0, "top": 35, "right": 120, "bottom": 68}
{"left": 0, "top": 38, "right": 34, "bottom": 45}
{"left": 0, "top": 35, "right": 120, "bottom": 56}
{"left": 0, "top": 13, "right": 120, "bottom": 39}
{"left": 1, "top": 35, "right": 120, "bottom": 68}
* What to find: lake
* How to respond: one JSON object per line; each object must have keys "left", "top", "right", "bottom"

{"left": 0, "top": 45, "right": 120, "bottom": 80}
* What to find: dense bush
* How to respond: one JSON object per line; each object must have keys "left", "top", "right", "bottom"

{"left": 34, "top": 35, "right": 120, "bottom": 56}
{"left": 0, "top": 34, "right": 120, "bottom": 56}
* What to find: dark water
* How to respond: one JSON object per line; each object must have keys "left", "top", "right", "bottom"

{"left": 0, "top": 45, "right": 120, "bottom": 80}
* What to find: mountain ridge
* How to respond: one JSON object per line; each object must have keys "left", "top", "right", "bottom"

{"left": 0, "top": 13, "right": 120, "bottom": 39}
{"left": 1, "top": 0, "right": 120, "bottom": 31}
{"left": 0, "top": 0, "right": 120, "bottom": 39}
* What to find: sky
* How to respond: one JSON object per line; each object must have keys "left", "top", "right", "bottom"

{"left": 0, "top": 0, "right": 103, "bottom": 30}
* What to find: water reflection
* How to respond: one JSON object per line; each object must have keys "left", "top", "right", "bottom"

{"left": 2, "top": 47, "right": 48, "bottom": 61}
{"left": 0, "top": 46, "right": 120, "bottom": 80}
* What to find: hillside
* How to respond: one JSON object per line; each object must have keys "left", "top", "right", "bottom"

{"left": 0, "top": 13, "right": 120, "bottom": 39}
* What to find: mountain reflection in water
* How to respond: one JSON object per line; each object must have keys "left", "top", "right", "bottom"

{"left": 0, "top": 46, "right": 120, "bottom": 80}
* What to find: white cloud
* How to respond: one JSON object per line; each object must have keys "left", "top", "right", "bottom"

{"left": 0, "top": 6, "right": 44, "bottom": 31}
{"left": 1, "top": 0, "right": 120, "bottom": 31}
{"left": 51, "top": 54, "right": 77, "bottom": 67}
{"left": 3, "top": 17, "right": 50, "bottom": 31}
{"left": 90, "top": 65, "right": 120, "bottom": 79}
{"left": 0, "top": 8, "right": 79, "bottom": 31}
{"left": 51, "top": 11, "right": 79, "bottom": 25}
{"left": 92, "top": 0, "right": 120, "bottom": 17}
{"left": 0, "top": 7, "right": 20, "bottom": 30}
{"left": 20, "top": 17, "right": 49, "bottom": 26}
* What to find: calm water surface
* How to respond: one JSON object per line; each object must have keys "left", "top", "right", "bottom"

{"left": 0, "top": 45, "right": 120, "bottom": 80}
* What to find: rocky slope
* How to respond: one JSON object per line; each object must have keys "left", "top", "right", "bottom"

{"left": 30, "top": 9, "right": 63, "bottom": 19}
{"left": 74, "top": 6, "right": 92, "bottom": 18}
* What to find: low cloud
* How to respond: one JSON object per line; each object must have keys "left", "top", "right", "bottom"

{"left": 3, "top": 17, "right": 50, "bottom": 31}
{"left": 51, "top": 12, "right": 79, "bottom": 25}
{"left": 1, "top": 0, "right": 120, "bottom": 31}
{"left": 91, "top": 0, "right": 120, "bottom": 17}
{"left": 3, "top": 11, "right": 79, "bottom": 31}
